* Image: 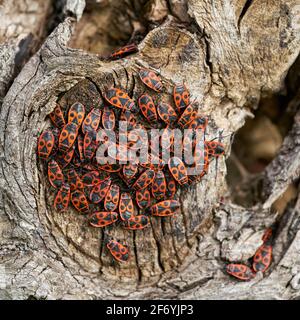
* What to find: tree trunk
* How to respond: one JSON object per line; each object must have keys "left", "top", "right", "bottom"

{"left": 1, "top": 0, "right": 300, "bottom": 300}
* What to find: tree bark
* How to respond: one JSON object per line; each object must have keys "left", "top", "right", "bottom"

{"left": 0, "top": 0, "right": 300, "bottom": 299}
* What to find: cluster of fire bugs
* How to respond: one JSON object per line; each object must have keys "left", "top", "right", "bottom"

{"left": 37, "top": 43, "right": 272, "bottom": 280}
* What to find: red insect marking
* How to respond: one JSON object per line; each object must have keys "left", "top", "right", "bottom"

{"left": 173, "top": 84, "right": 190, "bottom": 111}
{"left": 109, "top": 43, "right": 138, "bottom": 60}
{"left": 81, "top": 171, "right": 102, "bottom": 187}
{"left": 90, "top": 177, "right": 111, "bottom": 203}
{"left": 71, "top": 190, "right": 89, "bottom": 213}
{"left": 123, "top": 215, "right": 150, "bottom": 230}
{"left": 252, "top": 244, "right": 272, "bottom": 273}
{"left": 119, "top": 192, "right": 135, "bottom": 221}
{"left": 188, "top": 116, "right": 208, "bottom": 131}
{"left": 67, "top": 169, "right": 84, "bottom": 191}
{"left": 226, "top": 264, "right": 256, "bottom": 281}
{"left": 122, "top": 163, "right": 138, "bottom": 180}
{"left": 107, "top": 240, "right": 129, "bottom": 263}
{"left": 138, "top": 68, "right": 163, "bottom": 92}
{"left": 168, "top": 156, "right": 188, "bottom": 185}
{"left": 120, "top": 110, "right": 137, "bottom": 130}
{"left": 57, "top": 147, "right": 75, "bottom": 168}
{"left": 135, "top": 188, "right": 151, "bottom": 209}
{"left": 104, "top": 88, "right": 135, "bottom": 111}
{"left": 54, "top": 183, "right": 70, "bottom": 212}
{"left": 37, "top": 129, "right": 55, "bottom": 159}
{"left": 104, "top": 184, "right": 120, "bottom": 211}
{"left": 138, "top": 94, "right": 157, "bottom": 123}
{"left": 84, "top": 129, "right": 98, "bottom": 160}
{"left": 49, "top": 104, "right": 66, "bottom": 129}
{"left": 165, "top": 173, "right": 177, "bottom": 198}
{"left": 150, "top": 200, "right": 180, "bottom": 217}
{"left": 89, "top": 211, "right": 118, "bottom": 227}
{"left": 205, "top": 141, "right": 225, "bottom": 158}
{"left": 157, "top": 102, "right": 177, "bottom": 124}
{"left": 132, "top": 169, "right": 156, "bottom": 190}
{"left": 58, "top": 122, "right": 79, "bottom": 152}
{"left": 82, "top": 108, "right": 101, "bottom": 134}
{"left": 178, "top": 102, "right": 198, "bottom": 128}
{"left": 68, "top": 102, "right": 85, "bottom": 126}
{"left": 48, "top": 160, "right": 64, "bottom": 189}
{"left": 152, "top": 170, "right": 166, "bottom": 200}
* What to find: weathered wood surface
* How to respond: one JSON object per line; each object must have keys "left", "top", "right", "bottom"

{"left": 0, "top": 0, "right": 300, "bottom": 299}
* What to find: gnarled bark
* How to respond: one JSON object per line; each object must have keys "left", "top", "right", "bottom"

{"left": 0, "top": 0, "right": 300, "bottom": 300}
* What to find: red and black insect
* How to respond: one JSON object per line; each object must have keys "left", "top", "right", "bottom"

{"left": 164, "top": 173, "right": 177, "bottom": 198}
{"left": 150, "top": 200, "right": 180, "bottom": 217}
{"left": 49, "top": 104, "right": 66, "bottom": 129}
{"left": 104, "top": 88, "right": 136, "bottom": 112}
{"left": 252, "top": 244, "right": 272, "bottom": 273}
{"left": 102, "top": 106, "right": 116, "bottom": 130}
{"left": 54, "top": 183, "right": 70, "bottom": 212}
{"left": 138, "top": 68, "right": 163, "bottom": 92}
{"left": 48, "top": 160, "right": 64, "bottom": 189}
{"left": 104, "top": 184, "right": 120, "bottom": 211}
{"left": 205, "top": 141, "right": 225, "bottom": 158}
{"left": 173, "top": 84, "right": 190, "bottom": 111}
{"left": 135, "top": 188, "right": 151, "bottom": 209}
{"left": 37, "top": 129, "right": 55, "bottom": 159}
{"left": 120, "top": 110, "right": 137, "bottom": 130}
{"left": 67, "top": 168, "right": 84, "bottom": 191}
{"left": 138, "top": 94, "right": 157, "bottom": 123}
{"left": 89, "top": 211, "right": 118, "bottom": 227}
{"left": 168, "top": 156, "right": 188, "bottom": 185}
{"left": 226, "top": 264, "right": 256, "bottom": 281}
{"left": 59, "top": 122, "right": 79, "bottom": 152}
{"left": 84, "top": 129, "right": 98, "bottom": 160}
{"left": 188, "top": 116, "right": 208, "bottom": 131}
{"left": 68, "top": 102, "right": 85, "bottom": 126}
{"left": 81, "top": 171, "right": 102, "bottom": 187}
{"left": 57, "top": 147, "right": 75, "bottom": 168}
{"left": 152, "top": 170, "right": 166, "bottom": 200}
{"left": 119, "top": 192, "right": 135, "bottom": 221}
{"left": 132, "top": 169, "right": 156, "bottom": 190}
{"left": 71, "top": 190, "right": 90, "bottom": 213}
{"left": 90, "top": 177, "right": 111, "bottom": 203}
{"left": 178, "top": 102, "right": 198, "bottom": 128}
{"left": 157, "top": 102, "right": 177, "bottom": 124}
{"left": 107, "top": 239, "right": 129, "bottom": 263}
{"left": 82, "top": 108, "right": 101, "bottom": 134}
{"left": 108, "top": 43, "right": 138, "bottom": 60}
{"left": 122, "top": 163, "right": 138, "bottom": 181}
{"left": 123, "top": 215, "right": 149, "bottom": 230}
